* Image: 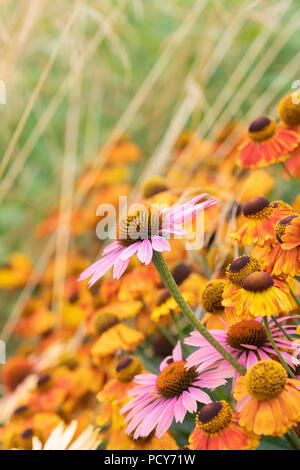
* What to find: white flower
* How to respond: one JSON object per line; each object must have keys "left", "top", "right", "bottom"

{"left": 32, "top": 421, "right": 101, "bottom": 450}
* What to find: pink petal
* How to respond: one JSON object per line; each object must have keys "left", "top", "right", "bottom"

{"left": 119, "top": 242, "right": 141, "bottom": 260}
{"left": 137, "top": 239, "right": 153, "bottom": 265}
{"left": 113, "top": 256, "right": 130, "bottom": 279}
{"left": 174, "top": 396, "right": 187, "bottom": 423}
{"left": 172, "top": 342, "right": 182, "bottom": 362}
{"left": 151, "top": 236, "right": 171, "bottom": 253}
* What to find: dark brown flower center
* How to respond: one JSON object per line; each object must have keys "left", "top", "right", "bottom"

{"left": 196, "top": 401, "right": 233, "bottom": 435}
{"left": 248, "top": 117, "right": 276, "bottom": 142}
{"left": 275, "top": 215, "right": 298, "bottom": 243}
{"left": 172, "top": 263, "right": 192, "bottom": 285}
{"left": 226, "top": 256, "right": 261, "bottom": 287}
{"left": 156, "top": 361, "right": 197, "bottom": 398}
{"left": 243, "top": 271, "right": 274, "bottom": 292}
{"left": 243, "top": 197, "right": 272, "bottom": 219}
{"left": 248, "top": 117, "right": 271, "bottom": 133}
{"left": 227, "top": 320, "right": 267, "bottom": 350}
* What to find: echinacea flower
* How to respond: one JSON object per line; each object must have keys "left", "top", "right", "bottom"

{"left": 222, "top": 271, "right": 291, "bottom": 319}
{"left": 230, "top": 197, "right": 294, "bottom": 247}
{"left": 234, "top": 360, "right": 300, "bottom": 436}
{"left": 185, "top": 317, "right": 300, "bottom": 387}
{"left": 265, "top": 215, "right": 300, "bottom": 277}
{"left": 188, "top": 401, "right": 259, "bottom": 450}
{"left": 237, "top": 117, "right": 299, "bottom": 169}
{"left": 121, "top": 342, "right": 227, "bottom": 439}
{"left": 79, "top": 194, "right": 217, "bottom": 286}
{"left": 31, "top": 420, "right": 100, "bottom": 450}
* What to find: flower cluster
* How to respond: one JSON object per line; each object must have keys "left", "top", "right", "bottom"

{"left": 0, "top": 93, "right": 300, "bottom": 451}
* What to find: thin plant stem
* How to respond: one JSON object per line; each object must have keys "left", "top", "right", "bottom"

{"left": 263, "top": 317, "right": 298, "bottom": 380}
{"left": 152, "top": 251, "right": 246, "bottom": 375}
{"left": 280, "top": 161, "right": 294, "bottom": 180}
{"left": 157, "top": 323, "right": 176, "bottom": 347}
{"left": 271, "top": 315, "right": 293, "bottom": 341}
{"left": 170, "top": 311, "right": 193, "bottom": 354}
{"left": 289, "top": 429, "right": 300, "bottom": 451}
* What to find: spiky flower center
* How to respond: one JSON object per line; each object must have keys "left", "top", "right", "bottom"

{"left": 248, "top": 117, "right": 276, "bottom": 142}
{"left": 278, "top": 93, "right": 300, "bottom": 126}
{"left": 227, "top": 320, "right": 267, "bottom": 350}
{"left": 243, "top": 271, "right": 274, "bottom": 292}
{"left": 117, "top": 205, "right": 162, "bottom": 246}
{"left": 196, "top": 401, "right": 233, "bottom": 435}
{"left": 242, "top": 197, "right": 273, "bottom": 219}
{"left": 94, "top": 312, "right": 119, "bottom": 335}
{"left": 115, "top": 356, "right": 143, "bottom": 383}
{"left": 156, "top": 361, "right": 197, "bottom": 398}
{"left": 201, "top": 280, "right": 226, "bottom": 313}
{"left": 226, "top": 256, "right": 261, "bottom": 287}
{"left": 275, "top": 215, "right": 298, "bottom": 243}
{"left": 245, "top": 360, "right": 287, "bottom": 401}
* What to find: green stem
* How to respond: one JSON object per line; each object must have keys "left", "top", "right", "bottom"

{"left": 280, "top": 161, "right": 294, "bottom": 180}
{"left": 263, "top": 317, "right": 298, "bottom": 380}
{"left": 289, "top": 429, "right": 300, "bottom": 450}
{"left": 157, "top": 323, "right": 176, "bottom": 347}
{"left": 152, "top": 251, "right": 246, "bottom": 375}
{"left": 271, "top": 315, "right": 293, "bottom": 341}
{"left": 170, "top": 311, "right": 193, "bottom": 354}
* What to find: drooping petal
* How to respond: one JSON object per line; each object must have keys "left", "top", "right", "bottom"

{"left": 151, "top": 235, "right": 171, "bottom": 253}
{"left": 137, "top": 239, "right": 153, "bottom": 265}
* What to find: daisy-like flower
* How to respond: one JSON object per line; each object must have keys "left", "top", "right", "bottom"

{"left": 230, "top": 197, "right": 294, "bottom": 247}
{"left": 188, "top": 400, "right": 259, "bottom": 450}
{"left": 237, "top": 117, "right": 299, "bottom": 169}
{"left": 120, "top": 342, "right": 227, "bottom": 439}
{"left": 222, "top": 271, "right": 291, "bottom": 319}
{"left": 265, "top": 215, "right": 300, "bottom": 277}
{"left": 31, "top": 420, "right": 100, "bottom": 450}
{"left": 185, "top": 317, "right": 300, "bottom": 387}
{"left": 200, "top": 279, "right": 239, "bottom": 330}
{"left": 234, "top": 360, "right": 300, "bottom": 436}
{"left": 79, "top": 194, "right": 217, "bottom": 286}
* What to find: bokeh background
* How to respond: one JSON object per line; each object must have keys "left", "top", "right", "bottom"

{"left": 1, "top": 0, "right": 300, "bottom": 346}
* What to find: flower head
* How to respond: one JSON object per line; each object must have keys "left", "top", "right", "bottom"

{"left": 189, "top": 401, "right": 259, "bottom": 450}
{"left": 230, "top": 197, "right": 295, "bottom": 246}
{"left": 79, "top": 194, "right": 217, "bottom": 286}
{"left": 121, "top": 342, "right": 227, "bottom": 439}
{"left": 222, "top": 271, "right": 291, "bottom": 319}
{"left": 237, "top": 117, "right": 299, "bottom": 169}
{"left": 234, "top": 360, "right": 300, "bottom": 436}
{"left": 185, "top": 317, "right": 299, "bottom": 386}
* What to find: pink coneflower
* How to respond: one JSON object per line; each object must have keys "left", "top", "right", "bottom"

{"left": 79, "top": 194, "right": 217, "bottom": 286}
{"left": 185, "top": 317, "right": 300, "bottom": 387}
{"left": 120, "top": 342, "right": 227, "bottom": 439}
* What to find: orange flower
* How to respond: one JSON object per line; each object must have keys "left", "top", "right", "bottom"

{"left": 0, "top": 253, "right": 33, "bottom": 289}
{"left": 237, "top": 117, "right": 299, "bottom": 169}
{"left": 189, "top": 401, "right": 259, "bottom": 450}
{"left": 231, "top": 197, "right": 294, "bottom": 247}
{"left": 222, "top": 271, "right": 291, "bottom": 319}
{"left": 200, "top": 279, "right": 239, "bottom": 330}
{"left": 1, "top": 357, "right": 34, "bottom": 392}
{"left": 264, "top": 215, "right": 300, "bottom": 277}
{"left": 106, "top": 428, "right": 178, "bottom": 450}
{"left": 91, "top": 323, "right": 144, "bottom": 362}
{"left": 234, "top": 361, "right": 300, "bottom": 436}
